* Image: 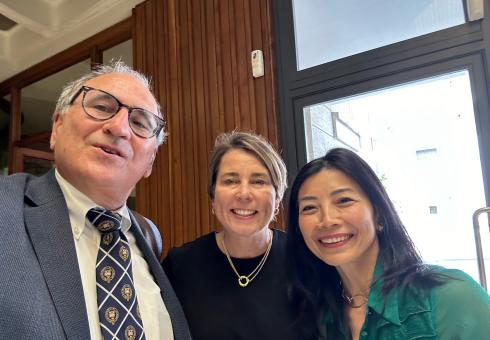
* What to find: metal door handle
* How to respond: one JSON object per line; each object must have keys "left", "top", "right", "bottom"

{"left": 472, "top": 207, "right": 490, "bottom": 291}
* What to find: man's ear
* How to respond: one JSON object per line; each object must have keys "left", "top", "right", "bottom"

{"left": 143, "top": 149, "right": 157, "bottom": 178}
{"left": 50, "top": 113, "right": 63, "bottom": 150}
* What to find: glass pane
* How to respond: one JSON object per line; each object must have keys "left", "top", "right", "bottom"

{"left": 103, "top": 39, "right": 133, "bottom": 66}
{"left": 303, "top": 70, "right": 488, "bottom": 282}
{"left": 293, "top": 0, "right": 466, "bottom": 70}
{"left": 21, "top": 60, "right": 91, "bottom": 137}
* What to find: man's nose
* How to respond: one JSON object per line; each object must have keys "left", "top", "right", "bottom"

{"left": 103, "top": 108, "right": 132, "bottom": 138}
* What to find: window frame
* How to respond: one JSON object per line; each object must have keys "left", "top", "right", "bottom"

{"left": 273, "top": 0, "right": 490, "bottom": 206}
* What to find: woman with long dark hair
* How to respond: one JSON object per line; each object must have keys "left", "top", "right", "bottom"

{"left": 287, "top": 147, "right": 490, "bottom": 339}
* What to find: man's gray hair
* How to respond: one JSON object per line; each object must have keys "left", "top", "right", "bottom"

{"left": 54, "top": 61, "right": 166, "bottom": 145}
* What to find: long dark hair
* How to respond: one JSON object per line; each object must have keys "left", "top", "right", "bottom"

{"left": 287, "top": 148, "right": 445, "bottom": 338}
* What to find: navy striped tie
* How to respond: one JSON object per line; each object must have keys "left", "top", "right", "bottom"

{"left": 87, "top": 207, "right": 146, "bottom": 340}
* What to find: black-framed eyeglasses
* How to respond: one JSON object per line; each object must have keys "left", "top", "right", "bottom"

{"left": 69, "top": 86, "right": 164, "bottom": 139}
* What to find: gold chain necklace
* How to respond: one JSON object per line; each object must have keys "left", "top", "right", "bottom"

{"left": 221, "top": 229, "right": 273, "bottom": 287}
{"left": 341, "top": 287, "right": 369, "bottom": 308}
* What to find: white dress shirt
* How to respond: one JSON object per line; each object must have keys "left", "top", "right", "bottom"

{"left": 55, "top": 170, "right": 174, "bottom": 340}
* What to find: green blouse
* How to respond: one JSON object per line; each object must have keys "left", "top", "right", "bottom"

{"left": 323, "top": 261, "right": 490, "bottom": 339}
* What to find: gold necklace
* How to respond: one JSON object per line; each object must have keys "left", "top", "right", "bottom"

{"left": 341, "top": 287, "right": 369, "bottom": 308}
{"left": 221, "top": 229, "right": 273, "bottom": 287}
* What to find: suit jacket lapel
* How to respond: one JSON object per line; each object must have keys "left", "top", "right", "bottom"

{"left": 24, "top": 170, "right": 90, "bottom": 340}
{"left": 129, "top": 211, "right": 190, "bottom": 340}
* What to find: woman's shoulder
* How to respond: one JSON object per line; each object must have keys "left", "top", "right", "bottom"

{"left": 429, "top": 266, "right": 486, "bottom": 296}
{"left": 395, "top": 266, "right": 488, "bottom": 316}
{"left": 426, "top": 267, "right": 490, "bottom": 337}
{"left": 420, "top": 266, "right": 487, "bottom": 302}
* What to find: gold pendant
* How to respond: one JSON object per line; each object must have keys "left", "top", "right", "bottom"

{"left": 238, "top": 276, "right": 250, "bottom": 287}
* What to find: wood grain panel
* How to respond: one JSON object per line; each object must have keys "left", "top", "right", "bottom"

{"left": 133, "top": 0, "right": 282, "bottom": 255}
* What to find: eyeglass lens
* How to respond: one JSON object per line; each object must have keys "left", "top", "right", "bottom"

{"left": 83, "top": 89, "right": 160, "bottom": 138}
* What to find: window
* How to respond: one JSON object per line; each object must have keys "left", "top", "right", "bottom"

{"left": 274, "top": 0, "right": 490, "bottom": 285}
{"left": 300, "top": 71, "right": 485, "bottom": 280}
{"left": 293, "top": 0, "right": 466, "bottom": 70}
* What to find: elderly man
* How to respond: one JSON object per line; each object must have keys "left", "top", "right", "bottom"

{"left": 0, "top": 62, "right": 190, "bottom": 340}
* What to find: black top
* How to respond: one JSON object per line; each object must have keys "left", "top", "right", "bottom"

{"left": 162, "top": 229, "right": 299, "bottom": 340}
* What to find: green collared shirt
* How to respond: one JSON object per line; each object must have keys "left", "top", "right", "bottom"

{"left": 323, "top": 260, "right": 490, "bottom": 339}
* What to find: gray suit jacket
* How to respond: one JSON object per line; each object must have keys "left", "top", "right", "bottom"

{"left": 0, "top": 170, "right": 191, "bottom": 340}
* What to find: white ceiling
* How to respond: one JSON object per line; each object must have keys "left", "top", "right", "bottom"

{"left": 0, "top": 0, "right": 145, "bottom": 84}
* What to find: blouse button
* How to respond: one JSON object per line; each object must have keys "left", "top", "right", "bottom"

{"left": 361, "top": 330, "right": 368, "bottom": 337}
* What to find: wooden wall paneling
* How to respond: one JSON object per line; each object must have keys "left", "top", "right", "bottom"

{"left": 147, "top": 0, "right": 165, "bottom": 252}
{"left": 196, "top": 0, "right": 211, "bottom": 235}
{"left": 205, "top": 0, "right": 216, "bottom": 232}
{"left": 218, "top": 0, "right": 236, "bottom": 130}
{"left": 140, "top": 0, "right": 155, "bottom": 234}
{"left": 169, "top": 0, "right": 186, "bottom": 248}
{"left": 256, "top": 0, "right": 285, "bottom": 228}
{"left": 133, "top": 0, "right": 281, "bottom": 254}
{"left": 163, "top": 0, "right": 183, "bottom": 250}
{"left": 186, "top": 1, "right": 207, "bottom": 239}
{"left": 203, "top": 0, "right": 221, "bottom": 232}
{"left": 178, "top": 0, "right": 195, "bottom": 243}
{"left": 181, "top": 0, "right": 214, "bottom": 237}
{"left": 150, "top": 0, "right": 168, "bottom": 254}
{"left": 262, "top": 0, "right": 279, "bottom": 145}
{"left": 236, "top": 0, "right": 254, "bottom": 130}
{"left": 246, "top": 0, "right": 259, "bottom": 130}
{"left": 211, "top": 0, "right": 225, "bottom": 135}
{"left": 251, "top": 0, "right": 267, "bottom": 134}
{"left": 134, "top": 2, "right": 154, "bottom": 248}
{"left": 158, "top": 0, "right": 174, "bottom": 249}
{"left": 133, "top": 0, "right": 177, "bottom": 255}
{"left": 153, "top": 0, "right": 168, "bottom": 247}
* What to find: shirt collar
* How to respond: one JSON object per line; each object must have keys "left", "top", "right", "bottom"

{"left": 55, "top": 169, "right": 132, "bottom": 239}
{"left": 367, "top": 257, "right": 402, "bottom": 326}
{"left": 324, "top": 257, "right": 432, "bottom": 332}
{"left": 323, "top": 258, "right": 402, "bottom": 327}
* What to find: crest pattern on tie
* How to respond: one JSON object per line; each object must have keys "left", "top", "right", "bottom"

{"left": 87, "top": 207, "right": 146, "bottom": 340}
